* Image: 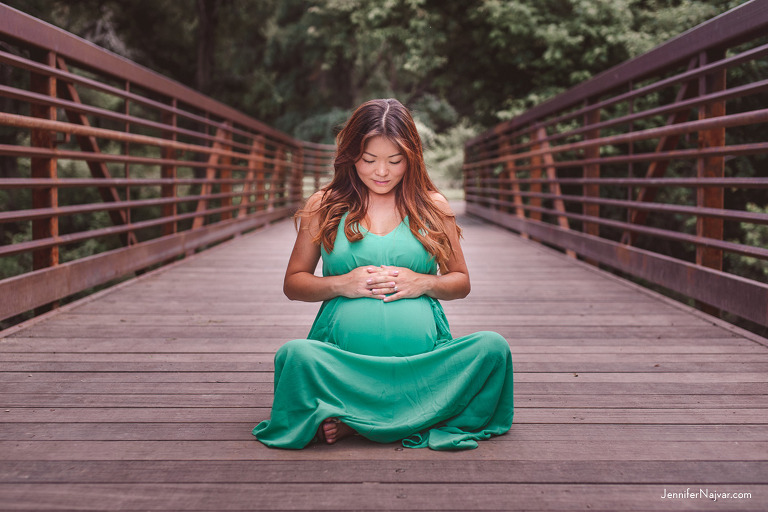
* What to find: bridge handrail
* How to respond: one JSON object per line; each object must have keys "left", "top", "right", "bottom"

{"left": 463, "top": 0, "right": 768, "bottom": 328}
{"left": 0, "top": 5, "right": 334, "bottom": 323}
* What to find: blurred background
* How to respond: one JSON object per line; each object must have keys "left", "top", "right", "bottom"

{"left": 2, "top": 0, "right": 743, "bottom": 195}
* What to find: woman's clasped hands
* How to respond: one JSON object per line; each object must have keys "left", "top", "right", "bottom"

{"left": 345, "top": 265, "right": 425, "bottom": 302}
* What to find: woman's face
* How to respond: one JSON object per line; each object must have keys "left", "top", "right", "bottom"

{"left": 354, "top": 136, "right": 407, "bottom": 197}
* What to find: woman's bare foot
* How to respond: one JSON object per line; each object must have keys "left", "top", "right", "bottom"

{"left": 318, "top": 418, "right": 355, "bottom": 444}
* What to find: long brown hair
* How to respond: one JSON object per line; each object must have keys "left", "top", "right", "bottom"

{"left": 300, "top": 98, "right": 460, "bottom": 270}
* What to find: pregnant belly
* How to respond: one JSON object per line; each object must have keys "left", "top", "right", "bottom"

{"left": 329, "top": 296, "right": 438, "bottom": 356}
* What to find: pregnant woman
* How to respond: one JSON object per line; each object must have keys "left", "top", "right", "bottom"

{"left": 252, "top": 98, "right": 514, "bottom": 451}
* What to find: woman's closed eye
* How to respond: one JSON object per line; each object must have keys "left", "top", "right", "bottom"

{"left": 362, "top": 159, "right": 401, "bottom": 165}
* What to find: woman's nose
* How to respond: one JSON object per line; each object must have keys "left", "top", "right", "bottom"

{"left": 375, "top": 163, "right": 388, "bottom": 176}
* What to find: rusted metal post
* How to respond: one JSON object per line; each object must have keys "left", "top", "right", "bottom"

{"left": 238, "top": 137, "right": 258, "bottom": 217}
{"left": 161, "top": 100, "right": 178, "bottom": 236}
{"left": 528, "top": 129, "right": 543, "bottom": 223}
{"left": 483, "top": 163, "right": 494, "bottom": 208}
{"left": 192, "top": 123, "right": 231, "bottom": 230}
{"left": 582, "top": 103, "right": 601, "bottom": 238}
{"left": 627, "top": 82, "right": 635, "bottom": 225}
{"left": 621, "top": 57, "right": 699, "bottom": 245}
{"left": 696, "top": 49, "right": 726, "bottom": 315}
{"left": 535, "top": 127, "right": 575, "bottom": 257}
{"left": 291, "top": 146, "right": 304, "bottom": 207}
{"left": 498, "top": 136, "right": 514, "bottom": 214}
{"left": 219, "top": 127, "right": 233, "bottom": 221}
{"left": 123, "top": 81, "right": 133, "bottom": 242}
{"left": 252, "top": 136, "right": 266, "bottom": 212}
{"left": 314, "top": 150, "right": 322, "bottom": 192}
{"left": 29, "top": 51, "right": 58, "bottom": 277}
{"left": 494, "top": 134, "right": 526, "bottom": 235}
{"left": 56, "top": 57, "right": 137, "bottom": 246}
{"left": 272, "top": 146, "right": 287, "bottom": 210}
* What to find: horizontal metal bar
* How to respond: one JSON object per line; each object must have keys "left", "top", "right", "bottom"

{"left": 464, "top": 108, "right": 768, "bottom": 169}
{"left": 0, "top": 84, "right": 227, "bottom": 149}
{"left": 557, "top": 80, "right": 768, "bottom": 144}
{"left": 0, "top": 143, "right": 332, "bottom": 175}
{"left": 0, "top": 177, "right": 278, "bottom": 189}
{"left": 465, "top": 186, "right": 768, "bottom": 224}
{"left": 0, "top": 194, "right": 291, "bottom": 258}
{"left": 471, "top": 177, "right": 768, "bottom": 189}
{"left": 0, "top": 51, "right": 301, "bottom": 151}
{"left": 466, "top": 202, "right": 768, "bottom": 326}
{"left": 1, "top": 80, "right": 327, "bottom": 160}
{"left": 468, "top": 42, "right": 768, "bottom": 154}
{"left": 0, "top": 5, "right": 319, "bottom": 148}
{"left": 469, "top": 76, "right": 768, "bottom": 160}
{"left": 465, "top": 194, "right": 768, "bottom": 260}
{"left": 465, "top": 142, "right": 768, "bottom": 175}
{"left": 0, "top": 113, "right": 303, "bottom": 169}
{"left": 508, "top": 78, "right": 768, "bottom": 154}
{"left": 0, "top": 187, "right": 277, "bottom": 223}
{"left": 0, "top": 207, "right": 294, "bottom": 321}
{"left": 0, "top": 144, "right": 255, "bottom": 173}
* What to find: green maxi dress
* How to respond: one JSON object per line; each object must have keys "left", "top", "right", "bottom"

{"left": 252, "top": 213, "right": 514, "bottom": 450}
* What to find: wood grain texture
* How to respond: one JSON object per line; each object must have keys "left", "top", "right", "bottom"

{"left": 2, "top": 207, "right": 767, "bottom": 510}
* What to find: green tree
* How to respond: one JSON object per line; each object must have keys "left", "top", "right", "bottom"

{"left": 5, "top": 0, "right": 741, "bottom": 134}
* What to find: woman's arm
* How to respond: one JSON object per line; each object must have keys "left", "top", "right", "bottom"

{"left": 283, "top": 192, "right": 393, "bottom": 302}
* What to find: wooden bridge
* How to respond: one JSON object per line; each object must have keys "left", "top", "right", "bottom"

{"left": 1, "top": 206, "right": 767, "bottom": 510}
{"left": 2, "top": 2, "right": 768, "bottom": 510}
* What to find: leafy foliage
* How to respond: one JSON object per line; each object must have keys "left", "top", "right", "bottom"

{"left": 5, "top": 0, "right": 740, "bottom": 139}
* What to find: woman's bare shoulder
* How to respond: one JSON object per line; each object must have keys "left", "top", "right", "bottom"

{"left": 428, "top": 191, "right": 454, "bottom": 216}
{"left": 295, "top": 190, "right": 327, "bottom": 234}
{"left": 305, "top": 190, "right": 326, "bottom": 210}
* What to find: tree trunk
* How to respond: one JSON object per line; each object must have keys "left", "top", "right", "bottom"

{"left": 195, "top": 0, "right": 219, "bottom": 94}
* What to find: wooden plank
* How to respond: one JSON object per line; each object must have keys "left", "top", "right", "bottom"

{"left": 3, "top": 370, "right": 767, "bottom": 384}
{"left": 6, "top": 324, "right": 743, "bottom": 340}
{"left": 2, "top": 423, "right": 767, "bottom": 442}
{"left": 1, "top": 483, "right": 765, "bottom": 511}
{"left": 17, "top": 312, "right": 713, "bottom": 327}
{"left": 0, "top": 372, "right": 276, "bottom": 383}
{"left": 2, "top": 407, "right": 767, "bottom": 424}
{"left": 1, "top": 460, "right": 766, "bottom": 486}
{"left": 2, "top": 440, "right": 768, "bottom": 462}
{"left": 5, "top": 352, "right": 767, "bottom": 364}
{"left": 3, "top": 337, "right": 763, "bottom": 353}
{"left": 3, "top": 381, "right": 768, "bottom": 396}
{"left": 0, "top": 459, "right": 764, "bottom": 484}
{"left": 4, "top": 361, "right": 768, "bottom": 372}
{"left": 2, "top": 392, "right": 767, "bottom": 409}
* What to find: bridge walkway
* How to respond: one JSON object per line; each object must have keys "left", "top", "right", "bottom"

{"left": 1, "top": 206, "right": 766, "bottom": 510}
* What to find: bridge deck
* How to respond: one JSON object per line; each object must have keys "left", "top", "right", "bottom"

{"left": 1, "top": 206, "right": 767, "bottom": 511}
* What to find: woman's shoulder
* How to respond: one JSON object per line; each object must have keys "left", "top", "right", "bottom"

{"left": 305, "top": 190, "right": 326, "bottom": 211}
{"left": 428, "top": 191, "right": 454, "bottom": 216}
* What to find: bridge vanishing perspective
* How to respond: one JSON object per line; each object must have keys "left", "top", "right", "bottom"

{"left": 1, "top": 2, "right": 768, "bottom": 511}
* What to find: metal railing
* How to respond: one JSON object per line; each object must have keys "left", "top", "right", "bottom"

{"left": 0, "top": 5, "right": 334, "bottom": 322}
{"left": 463, "top": 0, "right": 768, "bottom": 327}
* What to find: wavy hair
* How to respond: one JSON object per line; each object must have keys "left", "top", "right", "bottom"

{"left": 299, "top": 98, "right": 460, "bottom": 270}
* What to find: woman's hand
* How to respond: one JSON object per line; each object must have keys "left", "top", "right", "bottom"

{"left": 339, "top": 266, "right": 393, "bottom": 300}
{"left": 368, "top": 262, "right": 470, "bottom": 302}
{"left": 367, "top": 265, "right": 427, "bottom": 302}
